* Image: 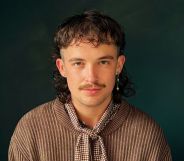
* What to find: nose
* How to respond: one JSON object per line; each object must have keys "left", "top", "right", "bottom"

{"left": 85, "top": 64, "right": 98, "bottom": 83}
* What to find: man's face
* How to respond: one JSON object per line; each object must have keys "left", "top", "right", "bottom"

{"left": 56, "top": 42, "right": 125, "bottom": 108}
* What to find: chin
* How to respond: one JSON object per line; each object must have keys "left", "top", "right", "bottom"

{"left": 80, "top": 97, "right": 111, "bottom": 108}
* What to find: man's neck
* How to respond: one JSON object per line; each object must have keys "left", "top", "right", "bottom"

{"left": 72, "top": 98, "right": 112, "bottom": 128}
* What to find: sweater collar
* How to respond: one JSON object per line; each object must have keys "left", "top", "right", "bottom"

{"left": 53, "top": 97, "right": 131, "bottom": 136}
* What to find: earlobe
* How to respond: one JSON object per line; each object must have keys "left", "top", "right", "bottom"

{"left": 56, "top": 58, "right": 66, "bottom": 77}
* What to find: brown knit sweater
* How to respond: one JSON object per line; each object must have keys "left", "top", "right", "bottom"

{"left": 8, "top": 98, "right": 172, "bottom": 161}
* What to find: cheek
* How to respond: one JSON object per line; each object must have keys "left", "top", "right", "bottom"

{"left": 105, "top": 72, "right": 116, "bottom": 87}
{"left": 110, "top": 76, "right": 116, "bottom": 88}
{"left": 65, "top": 72, "right": 81, "bottom": 90}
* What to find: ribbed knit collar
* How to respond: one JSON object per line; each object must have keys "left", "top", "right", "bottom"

{"left": 53, "top": 97, "right": 131, "bottom": 137}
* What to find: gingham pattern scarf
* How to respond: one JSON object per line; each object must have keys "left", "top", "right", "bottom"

{"left": 65, "top": 99, "right": 120, "bottom": 161}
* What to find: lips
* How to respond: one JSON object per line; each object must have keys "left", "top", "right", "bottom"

{"left": 81, "top": 88, "right": 102, "bottom": 95}
{"left": 83, "top": 88, "right": 101, "bottom": 91}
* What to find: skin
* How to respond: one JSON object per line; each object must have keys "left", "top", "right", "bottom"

{"left": 56, "top": 42, "right": 125, "bottom": 128}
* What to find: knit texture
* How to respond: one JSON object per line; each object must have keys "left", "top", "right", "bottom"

{"left": 9, "top": 98, "right": 172, "bottom": 161}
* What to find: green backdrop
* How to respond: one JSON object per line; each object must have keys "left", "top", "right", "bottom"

{"left": 1, "top": 0, "right": 184, "bottom": 160}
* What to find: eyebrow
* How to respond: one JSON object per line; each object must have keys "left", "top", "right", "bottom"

{"left": 98, "top": 56, "right": 114, "bottom": 60}
{"left": 68, "top": 55, "right": 115, "bottom": 62}
{"left": 68, "top": 58, "right": 85, "bottom": 62}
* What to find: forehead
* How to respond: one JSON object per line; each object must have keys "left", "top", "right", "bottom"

{"left": 60, "top": 42, "right": 118, "bottom": 60}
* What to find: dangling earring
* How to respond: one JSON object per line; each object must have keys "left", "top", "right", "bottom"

{"left": 116, "top": 73, "right": 120, "bottom": 91}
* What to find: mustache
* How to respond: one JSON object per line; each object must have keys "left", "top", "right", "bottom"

{"left": 79, "top": 83, "right": 106, "bottom": 90}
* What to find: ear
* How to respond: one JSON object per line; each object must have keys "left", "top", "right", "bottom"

{"left": 56, "top": 58, "right": 66, "bottom": 77}
{"left": 116, "top": 55, "right": 125, "bottom": 74}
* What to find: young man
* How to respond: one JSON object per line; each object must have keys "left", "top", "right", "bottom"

{"left": 9, "top": 10, "right": 172, "bottom": 161}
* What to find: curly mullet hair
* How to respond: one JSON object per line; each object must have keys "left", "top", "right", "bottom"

{"left": 52, "top": 10, "right": 135, "bottom": 104}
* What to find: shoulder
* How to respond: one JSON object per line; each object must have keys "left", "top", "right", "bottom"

{"left": 119, "top": 102, "right": 170, "bottom": 160}
{"left": 121, "top": 100, "right": 170, "bottom": 152}
{"left": 9, "top": 98, "right": 69, "bottom": 159}
{"left": 11, "top": 98, "right": 63, "bottom": 138}
{"left": 23, "top": 99, "right": 56, "bottom": 118}
{"left": 18, "top": 98, "right": 61, "bottom": 123}
{"left": 9, "top": 99, "right": 59, "bottom": 158}
{"left": 118, "top": 100, "right": 169, "bottom": 148}
{"left": 121, "top": 100, "right": 163, "bottom": 133}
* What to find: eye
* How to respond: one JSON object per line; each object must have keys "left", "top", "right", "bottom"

{"left": 99, "top": 60, "right": 110, "bottom": 65}
{"left": 72, "top": 61, "right": 84, "bottom": 67}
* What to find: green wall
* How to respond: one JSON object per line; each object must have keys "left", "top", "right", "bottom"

{"left": 1, "top": 0, "right": 184, "bottom": 160}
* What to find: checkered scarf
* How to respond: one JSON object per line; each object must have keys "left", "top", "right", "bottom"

{"left": 65, "top": 99, "right": 120, "bottom": 161}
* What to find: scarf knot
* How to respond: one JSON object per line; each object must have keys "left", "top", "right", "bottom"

{"left": 80, "top": 129, "right": 98, "bottom": 140}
